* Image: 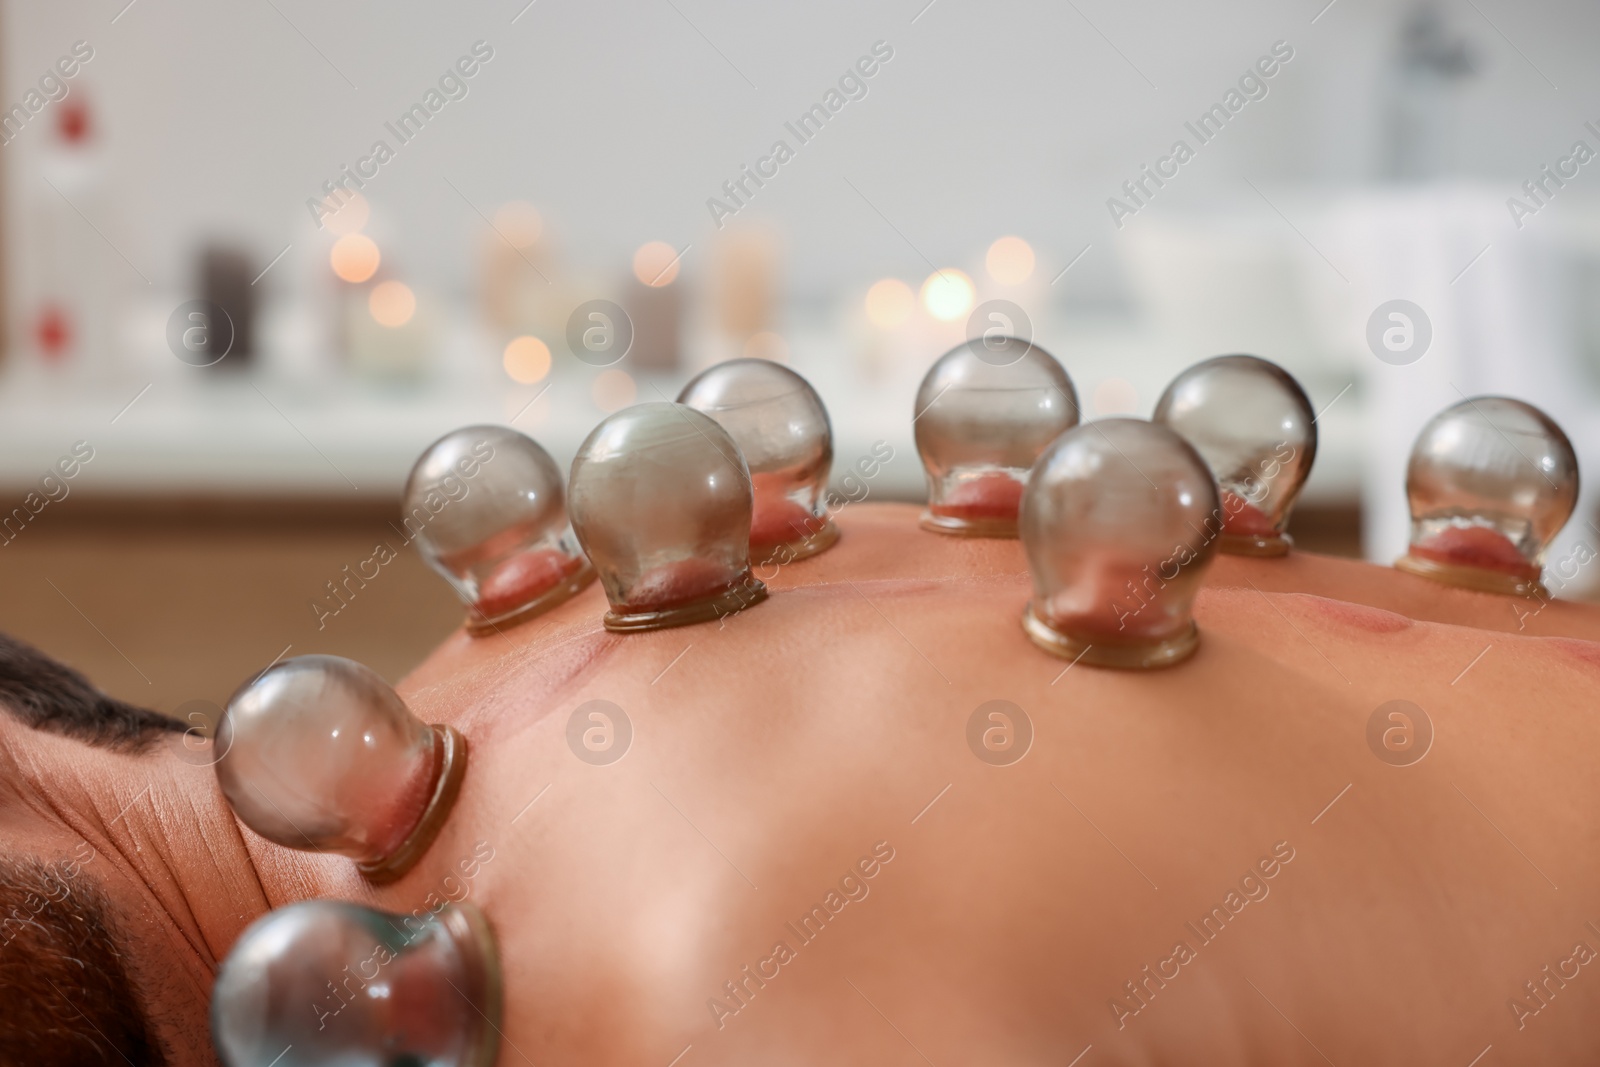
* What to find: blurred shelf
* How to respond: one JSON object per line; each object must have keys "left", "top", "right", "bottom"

{"left": 0, "top": 313, "right": 1365, "bottom": 507}
{"left": 0, "top": 375, "right": 1363, "bottom": 506}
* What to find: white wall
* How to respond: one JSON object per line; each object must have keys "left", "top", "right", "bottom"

{"left": 6, "top": 0, "right": 1598, "bottom": 300}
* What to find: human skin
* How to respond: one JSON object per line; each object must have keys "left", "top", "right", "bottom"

{"left": 5, "top": 502, "right": 1600, "bottom": 1064}
{"left": 1208, "top": 548, "right": 1600, "bottom": 641}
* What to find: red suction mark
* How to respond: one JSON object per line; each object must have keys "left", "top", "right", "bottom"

{"left": 1221, "top": 493, "right": 1279, "bottom": 538}
{"left": 618, "top": 557, "right": 738, "bottom": 614}
{"left": 929, "top": 472, "right": 1024, "bottom": 522}
{"left": 1411, "top": 526, "right": 1539, "bottom": 580}
{"left": 475, "top": 548, "right": 584, "bottom": 618}
{"left": 750, "top": 491, "right": 819, "bottom": 549}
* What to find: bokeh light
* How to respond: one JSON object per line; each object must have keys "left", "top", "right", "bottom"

{"left": 986, "top": 236, "right": 1035, "bottom": 285}
{"left": 633, "top": 241, "right": 682, "bottom": 287}
{"left": 368, "top": 281, "right": 415, "bottom": 327}
{"left": 592, "top": 368, "right": 636, "bottom": 411}
{"left": 324, "top": 192, "right": 370, "bottom": 236}
{"left": 331, "top": 234, "right": 380, "bottom": 283}
{"left": 503, "top": 336, "right": 551, "bottom": 384}
{"left": 493, "top": 201, "right": 543, "bottom": 249}
{"left": 864, "top": 278, "right": 914, "bottom": 329}
{"left": 1094, "top": 377, "right": 1140, "bottom": 416}
{"left": 920, "top": 269, "right": 975, "bottom": 322}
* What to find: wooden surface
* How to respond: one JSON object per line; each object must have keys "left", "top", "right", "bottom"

{"left": 0, "top": 496, "right": 464, "bottom": 716}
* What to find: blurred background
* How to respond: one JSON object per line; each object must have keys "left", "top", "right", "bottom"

{"left": 2, "top": 0, "right": 1598, "bottom": 714}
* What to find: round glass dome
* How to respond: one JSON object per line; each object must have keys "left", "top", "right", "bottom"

{"left": 1396, "top": 396, "right": 1579, "bottom": 596}
{"left": 678, "top": 359, "right": 838, "bottom": 564}
{"left": 914, "top": 337, "right": 1079, "bottom": 538}
{"left": 211, "top": 899, "right": 501, "bottom": 1067}
{"left": 404, "top": 425, "right": 594, "bottom": 633}
{"left": 214, "top": 655, "right": 467, "bottom": 883}
{"left": 568, "top": 402, "right": 767, "bottom": 631}
{"left": 1153, "top": 354, "right": 1316, "bottom": 556}
{"left": 1020, "top": 419, "right": 1222, "bottom": 669}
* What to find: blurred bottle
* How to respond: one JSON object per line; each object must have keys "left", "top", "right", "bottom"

{"left": 29, "top": 87, "right": 120, "bottom": 384}
{"left": 347, "top": 274, "right": 430, "bottom": 384}
{"left": 710, "top": 227, "right": 779, "bottom": 368}
{"left": 481, "top": 201, "right": 565, "bottom": 341}
{"left": 198, "top": 245, "right": 257, "bottom": 369}
{"left": 1381, "top": 3, "right": 1477, "bottom": 180}
{"left": 627, "top": 240, "right": 686, "bottom": 373}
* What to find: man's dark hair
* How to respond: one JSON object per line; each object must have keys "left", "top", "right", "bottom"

{"left": 0, "top": 857, "right": 169, "bottom": 1066}
{"left": 0, "top": 634, "right": 180, "bottom": 1064}
{"left": 0, "top": 633, "right": 182, "bottom": 750}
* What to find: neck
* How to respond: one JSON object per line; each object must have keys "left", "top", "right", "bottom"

{"left": 4, "top": 726, "right": 280, "bottom": 1061}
